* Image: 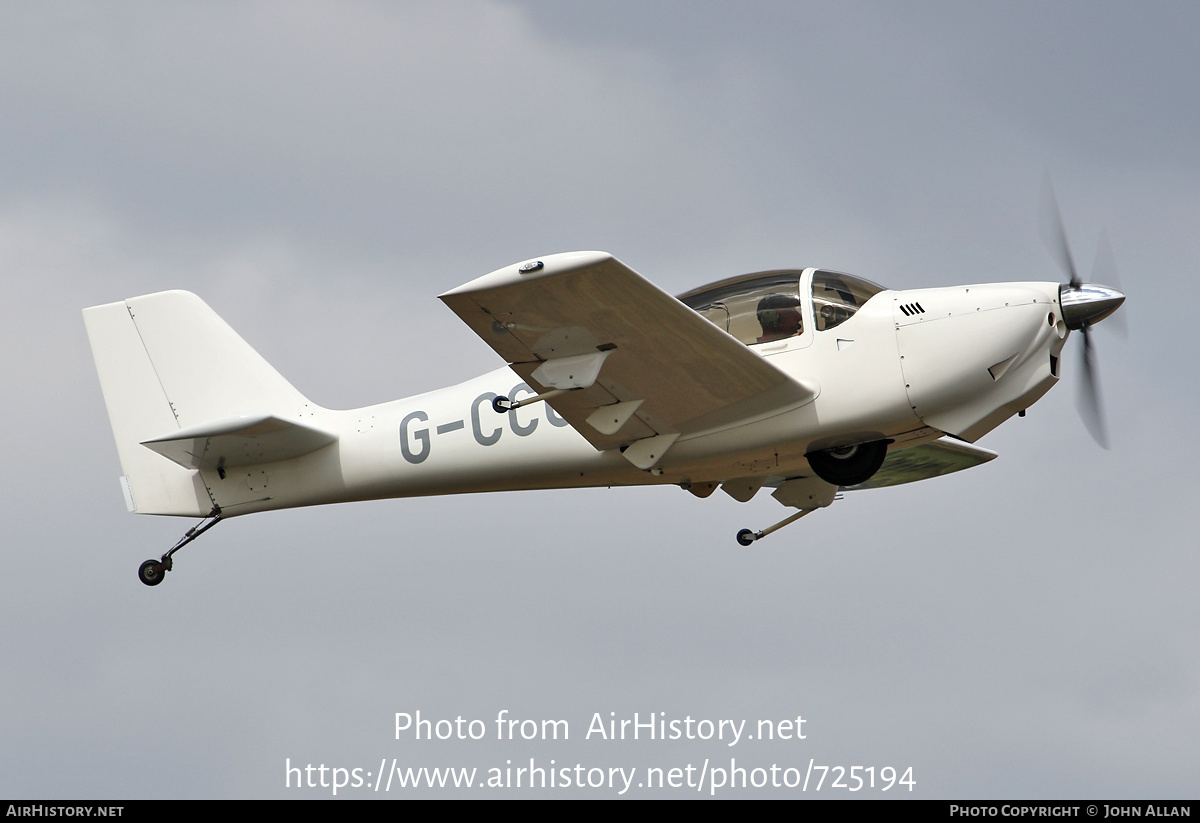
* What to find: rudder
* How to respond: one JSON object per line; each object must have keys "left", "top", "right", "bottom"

{"left": 83, "top": 291, "right": 316, "bottom": 516}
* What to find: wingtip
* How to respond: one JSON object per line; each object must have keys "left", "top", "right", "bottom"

{"left": 439, "top": 251, "right": 616, "bottom": 299}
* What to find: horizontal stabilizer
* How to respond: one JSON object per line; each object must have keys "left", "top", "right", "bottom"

{"left": 84, "top": 290, "right": 321, "bottom": 516}
{"left": 142, "top": 414, "right": 337, "bottom": 471}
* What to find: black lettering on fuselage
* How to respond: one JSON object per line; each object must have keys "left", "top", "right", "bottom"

{"left": 546, "top": 403, "right": 569, "bottom": 427}
{"left": 399, "top": 411, "right": 430, "bottom": 463}
{"left": 471, "top": 392, "right": 503, "bottom": 446}
{"left": 400, "top": 388, "right": 571, "bottom": 463}
{"left": 508, "top": 382, "right": 538, "bottom": 437}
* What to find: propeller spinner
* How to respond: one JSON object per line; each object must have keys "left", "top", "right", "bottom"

{"left": 1040, "top": 179, "right": 1126, "bottom": 448}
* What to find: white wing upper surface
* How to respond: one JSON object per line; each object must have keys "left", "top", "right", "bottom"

{"left": 440, "top": 252, "right": 816, "bottom": 452}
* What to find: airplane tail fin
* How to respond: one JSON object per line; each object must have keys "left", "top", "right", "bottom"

{"left": 83, "top": 290, "right": 319, "bottom": 516}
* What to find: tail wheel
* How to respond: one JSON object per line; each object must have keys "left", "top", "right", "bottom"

{"left": 807, "top": 440, "right": 888, "bottom": 486}
{"left": 138, "top": 559, "right": 166, "bottom": 587}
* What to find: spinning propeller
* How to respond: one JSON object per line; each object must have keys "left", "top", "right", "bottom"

{"left": 1039, "top": 179, "right": 1126, "bottom": 448}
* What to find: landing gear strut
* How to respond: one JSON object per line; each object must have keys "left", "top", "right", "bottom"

{"left": 493, "top": 388, "right": 569, "bottom": 414}
{"left": 735, "top": 508, "right": 815, "bottom": 547}
{"left": 137, "top": 506, "right": 222, "bottom": 587}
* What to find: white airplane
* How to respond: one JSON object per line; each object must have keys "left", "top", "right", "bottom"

{"left": 84, "top": 227, "right": 1123, "bottom": 587}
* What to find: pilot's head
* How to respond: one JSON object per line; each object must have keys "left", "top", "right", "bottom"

{"left": 757, "top": 294, "right": 802, "bottom": 342}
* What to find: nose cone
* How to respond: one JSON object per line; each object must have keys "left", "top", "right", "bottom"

{"left": 1060, "top": 283, "right": 1125, "bottom": 329}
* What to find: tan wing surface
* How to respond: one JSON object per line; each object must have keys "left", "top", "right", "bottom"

{"left": 440, "top": 251, "right": 816, "bottom": 452}
{"left": 844, "top": 437, "right": 997, "bottom": 490}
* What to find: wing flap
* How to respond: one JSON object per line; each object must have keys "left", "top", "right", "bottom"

{"left": 441, "top": 252, "right": 816, "bottom": 452}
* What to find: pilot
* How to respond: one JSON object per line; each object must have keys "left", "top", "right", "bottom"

{"left": 756, "top": 294, "right": 803, "bottom": 343}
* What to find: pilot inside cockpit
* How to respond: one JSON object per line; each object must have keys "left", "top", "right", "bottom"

{"left": 756, "top": 294, "right": 803, "bottom": 343}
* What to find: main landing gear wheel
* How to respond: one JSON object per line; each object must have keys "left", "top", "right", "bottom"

{"left": 806, "top": 440, "right": 888, "bottom": 487}
{"left": 138, "top": 559, "right": 166, "bottom": 587}
{"left": 736, "top": 529, "right": 757, "bottom": 547}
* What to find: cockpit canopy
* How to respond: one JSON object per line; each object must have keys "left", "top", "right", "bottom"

{"left": 678, "top": 269, "right": 887, "bottom": 347}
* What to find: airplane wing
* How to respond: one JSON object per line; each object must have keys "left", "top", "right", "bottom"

{"left": 440, "top": 252, "right": 816, "bottom": 461}
{"left": 843, "top": 437, "right": 997, "bottom": 490}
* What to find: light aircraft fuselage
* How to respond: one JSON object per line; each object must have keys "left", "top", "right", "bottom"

{"left": 83, "top": 251, "right": 1123, "bottom": 584}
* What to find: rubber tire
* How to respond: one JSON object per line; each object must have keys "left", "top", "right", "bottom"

{"left": 491, "top": 396, "right": 510, "bottom": 414}
{"left": 736, "top": 529, "right": 756, "bottom": 547}
{"left": 807, "top": 440, "right": 888, "bottom": 487}
{"left": 139, "top": 559, "right": 165, "bottom": 587}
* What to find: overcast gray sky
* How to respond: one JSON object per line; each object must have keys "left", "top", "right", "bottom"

{"left": 2, "top": 1, "right": 1195, "bottom": 798}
